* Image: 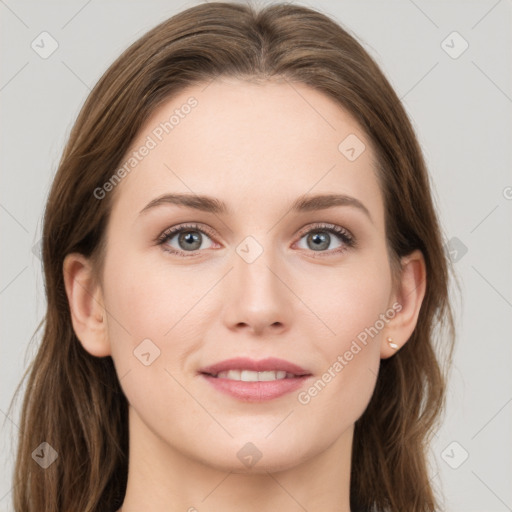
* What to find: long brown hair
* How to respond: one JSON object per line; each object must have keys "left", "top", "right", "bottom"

{"left": 10, "top": 2, "right": 455, "bottom": 510}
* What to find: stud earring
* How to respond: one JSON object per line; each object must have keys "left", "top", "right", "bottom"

{"left": 387, "top": 337, "right": 398, "bottom": 350}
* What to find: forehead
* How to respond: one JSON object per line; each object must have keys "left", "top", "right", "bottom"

{"left": 109, "top": 78, "right": 384, "bottom": 230}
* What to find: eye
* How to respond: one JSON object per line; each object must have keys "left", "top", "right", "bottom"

{"left": 156, "top": 222, "right": 356, "bottom": 257}
{"left": 157, "top": 223, "right": 217, "bottom": 257}
{"left": 294, "top": 223, "right": 356, "bottom": 256}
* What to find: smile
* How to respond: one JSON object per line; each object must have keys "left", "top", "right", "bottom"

{"left": 211, "top": 370, "right": 298, "bottom": 381}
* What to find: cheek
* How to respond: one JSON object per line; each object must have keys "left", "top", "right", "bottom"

{"left": 304, "top": 258, "right": 392, "bottom": 409}
{"left": 100, "top": 247, "right": 165, "bottom": 371}
{"left": 101, "top": 246, "right": 214, "bottom": 378}
{"left": 315, "top": 255, "right": 393, "bottom": 344}
{"left": 100, "top": 251, "right": 205, "bottom": 424}
{"left": 102, "top": 247, "right": 189, "bottom": 337}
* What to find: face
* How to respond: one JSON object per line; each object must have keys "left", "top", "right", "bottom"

{"left": 98, "top": 77, "right": 397, "bottom": 472}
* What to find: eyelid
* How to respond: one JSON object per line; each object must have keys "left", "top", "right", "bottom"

{"left": 156, "top": 222, "right": 217, "bottom": 243}
{"left": 295, "top": 222, "right": 353, "bottom": 242}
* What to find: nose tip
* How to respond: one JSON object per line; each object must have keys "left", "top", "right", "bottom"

{"left": 225, "top": 252, "right": 291, "bottom": 336}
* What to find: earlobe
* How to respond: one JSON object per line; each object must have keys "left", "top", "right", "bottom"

{"left": 62, "top": 253, "right": 111, "bottom": 357}
{"left": 381, "top": 249, "right": 427, "bottom": 358}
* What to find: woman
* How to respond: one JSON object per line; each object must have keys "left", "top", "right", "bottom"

{"left": 11, "top": 2, "right": 455, "bottom": 511}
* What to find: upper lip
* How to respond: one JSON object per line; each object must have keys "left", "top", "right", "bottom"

{"left": 199, "top": 357, "right": 311, "bottom": 377}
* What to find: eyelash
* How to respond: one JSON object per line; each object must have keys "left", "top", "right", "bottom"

{"left": 155, "top": 222, "right": 356, "bottom": 258}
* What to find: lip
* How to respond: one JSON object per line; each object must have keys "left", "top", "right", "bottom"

{"left": 199, "top": 357, "right": 312, "bottom": 402}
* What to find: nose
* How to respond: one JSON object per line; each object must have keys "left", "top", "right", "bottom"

{"left": 222, "top": 238, "right": 293, "bottom": 336}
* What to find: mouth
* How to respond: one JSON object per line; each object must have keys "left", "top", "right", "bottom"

{"left": 202, "top": 369, "right": 308, "bottom": 381}
{"left": 198, "top": 357, "right": 312, "bottom": 402}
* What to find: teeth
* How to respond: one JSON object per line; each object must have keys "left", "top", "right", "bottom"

{"left": 215, "top": 370, "right": 292, "bottom": 381}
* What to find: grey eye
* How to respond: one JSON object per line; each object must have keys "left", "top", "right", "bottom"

{"left": 297, "top": 230, "right": 343, "bottom": 252}
{"left": 163, "top": 229, "right": 214, "bottom": 252}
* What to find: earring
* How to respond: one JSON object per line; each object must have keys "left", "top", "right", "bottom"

{"left": 387, "top": 337, "right": 398, "bottom": 350}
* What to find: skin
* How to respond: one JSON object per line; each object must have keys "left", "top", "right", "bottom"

{"left": 63, "top": 77, "right": 426, "bottom": 512}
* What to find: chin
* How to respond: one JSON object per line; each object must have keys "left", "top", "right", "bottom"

{"left": 189, "top": 436, "right": 314, "bottom": 475}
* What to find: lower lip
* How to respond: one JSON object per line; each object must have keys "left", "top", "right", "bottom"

{"left": 201, "top": 374, "right": 311, "bottom": 402}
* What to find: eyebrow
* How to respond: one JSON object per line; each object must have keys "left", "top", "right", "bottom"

{"left": 139, "top": 192, "right": 373, "bottom": 223}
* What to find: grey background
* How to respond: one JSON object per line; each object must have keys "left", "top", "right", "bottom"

{"left": 1, "top": 0, "right": 511, "bottom": 510}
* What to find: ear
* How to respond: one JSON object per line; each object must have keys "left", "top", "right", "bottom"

{"left": 62, "top": 253, "right": 111, "bottom": 357}
{"left": 381, "top": 249, "right": 426, "bottom": 358}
